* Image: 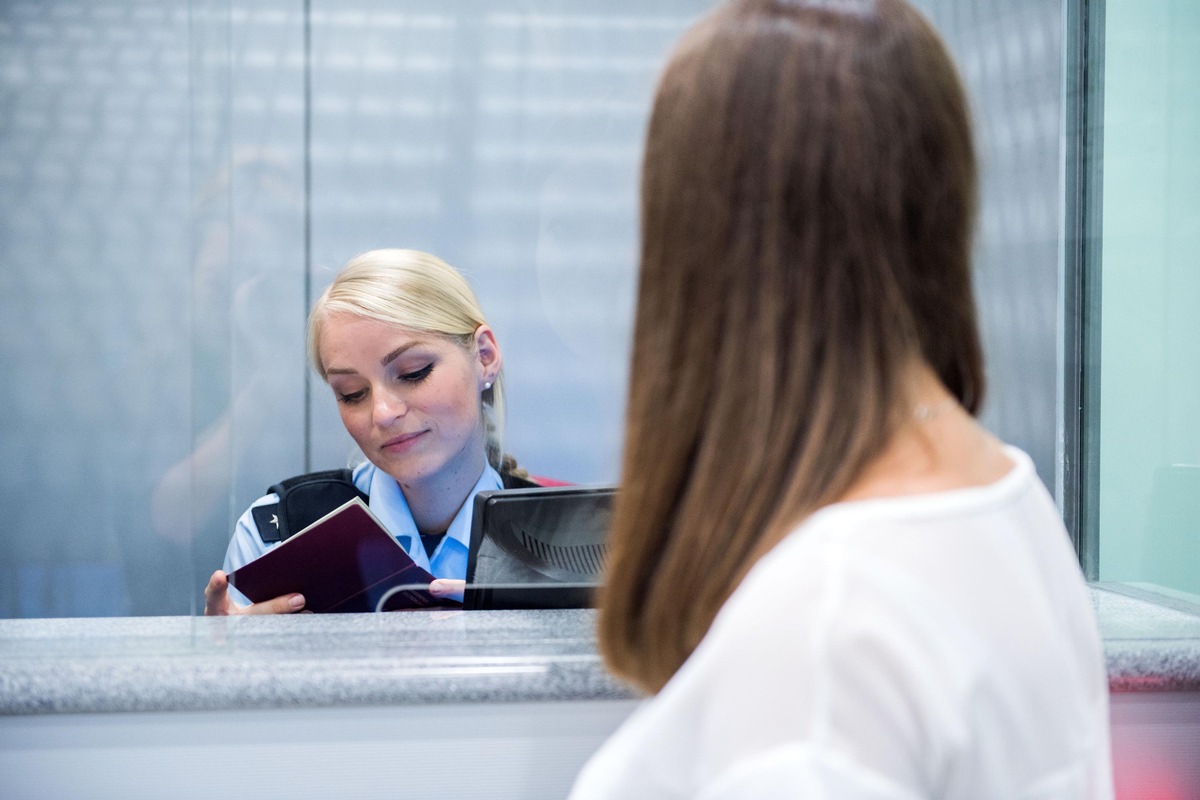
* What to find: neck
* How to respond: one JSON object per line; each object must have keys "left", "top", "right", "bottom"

{"left": 399, "top": 442, "right": 488, "bottom": 535}
{"left": 836, "top": 363, "right": 1011, "bottom": 503}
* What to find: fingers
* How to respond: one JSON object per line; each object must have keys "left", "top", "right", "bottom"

{"left": 242, "top": 593, "right": 306, "bottom": 615}
{"left": 204, "top": 570, "right": 231, "bottom": 616}
{"left": 205, "top": 570, "right": 304, "bottom": 615}
{"left": 429, "top": 579, "right": 465, "bottom": 598}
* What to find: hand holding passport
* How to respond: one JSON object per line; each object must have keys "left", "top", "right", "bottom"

{"left": 228, "top": 497, "right": 461, "bottom": 612}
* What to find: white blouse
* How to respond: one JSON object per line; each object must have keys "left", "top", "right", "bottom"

{"left": 570, "top": 448, "right": 1112, "bottom": 799}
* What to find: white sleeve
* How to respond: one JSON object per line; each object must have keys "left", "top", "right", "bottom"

{"left": 221, "top": 495, "right": 280, "bottom": 605}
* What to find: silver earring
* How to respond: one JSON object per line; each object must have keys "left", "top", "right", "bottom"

{"left": 484, "top": 381, "right": 492, "bottom": 391}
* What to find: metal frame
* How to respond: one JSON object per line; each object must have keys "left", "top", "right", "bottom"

{"left": 1061, "top": 0, "right": 1106, "bottom": 578}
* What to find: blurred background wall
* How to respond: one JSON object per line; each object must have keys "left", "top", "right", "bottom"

{"left": 0, "top": 0, "right": 1067, "bottom": 617}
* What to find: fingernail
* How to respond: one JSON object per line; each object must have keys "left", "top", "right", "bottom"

{"left": 289, "top": 594, "right": 305, "bottom": 609}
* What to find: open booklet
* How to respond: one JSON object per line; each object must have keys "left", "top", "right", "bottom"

{"left": 228, "top": 497, "right": 461, "bottom": 612}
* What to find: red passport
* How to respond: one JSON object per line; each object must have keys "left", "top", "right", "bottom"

{"left": 228, "top": 497, "right": 460, "bottom": 612}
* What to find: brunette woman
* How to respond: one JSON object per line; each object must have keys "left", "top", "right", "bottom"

{"left": 571, "top": 1, "right": 1112, "bottom": 796}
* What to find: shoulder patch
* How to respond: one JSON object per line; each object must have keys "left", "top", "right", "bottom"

{"left": 251, "top": 502, "right": 284, "bottom": 544}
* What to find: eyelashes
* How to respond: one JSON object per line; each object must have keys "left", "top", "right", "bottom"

{"left": 400, "top": 363, "right": 434, "bottom": 383}
{"left": 335, "top": 363, "right": 434, "bottom": 405}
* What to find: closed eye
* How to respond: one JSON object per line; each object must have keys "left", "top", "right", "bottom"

{"left": 337, "top": 388, "right": 367, "bottom": 405}
{"left": 400, "top": 363, "right": 434, "bottom": 383}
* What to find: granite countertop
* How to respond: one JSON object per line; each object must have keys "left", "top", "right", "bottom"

{"left": 1092, "top": 584, "right": 1200, "bottom": 692}
{"left": 0, "top": 609, "right": 640, "bottom": 715}
{"left": 2, "top": 586, "right": 1198, "bottom": 716}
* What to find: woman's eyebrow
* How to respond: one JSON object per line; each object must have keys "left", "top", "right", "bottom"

{"left": 381, "top": 341, "right": 424, "bottom": 368}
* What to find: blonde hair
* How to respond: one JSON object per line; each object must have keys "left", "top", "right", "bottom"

{"left": 308, "top": 249, "right": 509, "bottom": 471}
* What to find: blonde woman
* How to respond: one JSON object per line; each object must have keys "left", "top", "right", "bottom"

{"left": 571, "top": 0, "right": 1112, "bottom": 796}
{"left": 205, "top": 249, "right": 538, "bottom": 615}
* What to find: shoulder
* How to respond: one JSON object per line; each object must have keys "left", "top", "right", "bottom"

{"left": 572, "top": 533, "right": 935, "bottom": 797}
{"left": 645, "top": 511, "right": 1010, "bottom": 782}
{"left": 231, "top": 491, "right": 285, "bottom": 543}
{"left": 581, "top": 471, "right": 1107, "bottom": 798}
{"left": 245, "top": 467, "right": 372, "bottom": 545}
{"left": 579, "top": 543, "right": 908, "bottom": 794}
{"left": 225, "top": 466, "right": 375, "bottom": 571}
{"left": 701, "top": 492, "right": 1106, "bottom": 789}
{"left": 225, "top": 493, "right": 281, "bottom": 573}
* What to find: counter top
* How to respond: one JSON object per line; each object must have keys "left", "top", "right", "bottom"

{"left": 1092, "top": 584, "right": 1200, "bottom": 692}
{"left": 2, "top": 586, "right": 1199, "bottom": 716}
{"left": 0, "top": 609, "right": 639, "bottom": 715}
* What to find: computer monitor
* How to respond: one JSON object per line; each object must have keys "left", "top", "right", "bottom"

{"left": 464, "top": 484, "right": 616, "bottom": 610}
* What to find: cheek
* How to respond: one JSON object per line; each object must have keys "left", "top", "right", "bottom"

{"left": 338, "top": 405, "right": 369, "bottom": 442}
{"left": 428, "top": 374, "right": 481, "bottom": 431}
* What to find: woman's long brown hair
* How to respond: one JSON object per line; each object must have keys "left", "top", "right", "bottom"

{"left": 598, "top": 0, "right": 984, "bottom": 694}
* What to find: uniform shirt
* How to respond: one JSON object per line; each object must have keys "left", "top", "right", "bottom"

{"left": 222, "top": 462, "right": 503, "bottom": 606}
{"left": 569, "top": 447, "right": 1113, "bottom": 800}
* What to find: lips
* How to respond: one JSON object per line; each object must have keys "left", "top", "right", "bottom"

{"left": 381, "top": 430, "right": 427, "bottom": 453}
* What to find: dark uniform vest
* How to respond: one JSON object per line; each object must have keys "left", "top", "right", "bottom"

{"left": 251, "top": 468, "right": 537, "bottom": 545}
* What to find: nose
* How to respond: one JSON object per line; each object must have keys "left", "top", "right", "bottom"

{"left": 372, "top": 386, "right": 407, "bottom": 426}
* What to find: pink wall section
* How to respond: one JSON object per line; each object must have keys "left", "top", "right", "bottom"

{"left": 1110, "top": 693, "right": 1200, "bottom": 799}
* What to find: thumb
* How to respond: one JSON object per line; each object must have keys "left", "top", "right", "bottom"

{"left": 429, "top": 579, "right": 466, "bottom": 598}
{"left": 245, "top": 593, "right": 307, "bottom": 615}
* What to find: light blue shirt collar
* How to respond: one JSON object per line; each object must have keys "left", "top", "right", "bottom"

{"left": 362, "top": 463, "right": 504, "bottom": 580}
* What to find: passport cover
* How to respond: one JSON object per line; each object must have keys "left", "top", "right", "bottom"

{"left": 228, "top": 497, "right": 460, "bottom": 613}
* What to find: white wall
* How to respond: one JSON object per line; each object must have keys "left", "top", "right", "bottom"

{"left": 0, "top": 699, "right": 640, "bottom": 799}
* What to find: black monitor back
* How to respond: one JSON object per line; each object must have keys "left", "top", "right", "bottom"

{"left": 465, "top": 485, "right": 616, "bottom": 609}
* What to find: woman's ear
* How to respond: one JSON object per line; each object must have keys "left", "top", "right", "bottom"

{"left": 474, "top": 324, "right": 502, "bottom": 388}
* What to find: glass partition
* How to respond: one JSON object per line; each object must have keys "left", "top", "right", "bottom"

{"left": 1, "top": 1, "right": 194, "bottom": 616}
{"left": 2, "top": 0, "right": 1077, "bottom": 618}
{"left": 1083, "top": 0, "right": 1200, "bottom": 603}
{"left": 183, "top": 0, "right": 309, "bottom": 616}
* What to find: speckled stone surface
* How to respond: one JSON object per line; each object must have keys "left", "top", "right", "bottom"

{"left": 2, "top": 587, "right": 1198, "bottom": 716}
{"left": 1092, "top": 585, "right": 1200, "bottom": 692}
{"left": 0, "top": 609, "right": 640, "bottom": 715}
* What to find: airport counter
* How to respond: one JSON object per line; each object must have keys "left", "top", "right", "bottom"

{"left": 2, "top": 590, "right": 1199, "bottom": 798}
